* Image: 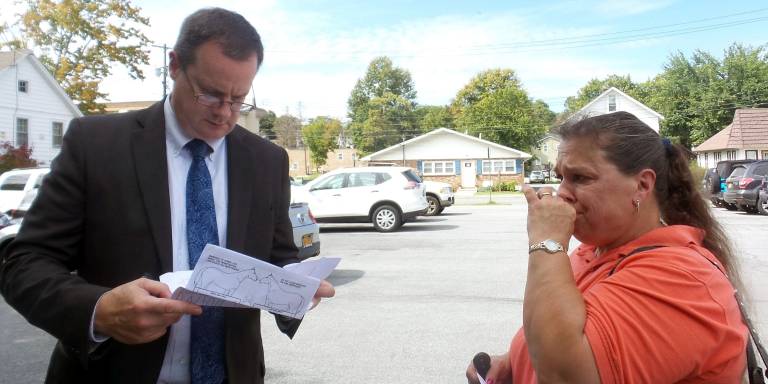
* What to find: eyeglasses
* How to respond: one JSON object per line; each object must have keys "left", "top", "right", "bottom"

{"left": 183, "top": 71, "right": 254, "bottom": 112}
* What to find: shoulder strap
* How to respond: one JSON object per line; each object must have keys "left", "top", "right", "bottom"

{"left": 611, "top": 245, "right": 767, "bottom": 383}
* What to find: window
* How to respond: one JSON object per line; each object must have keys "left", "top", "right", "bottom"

{"left": 482, "top": 160, "right": 517, "bottom": 174}
{"left": 762, "top": 151, "right": 768, "bottom": 160}
{"left": 608, "top": 94, "right": 617, "bottom": 112}
{"left": 16, "top": 118, "right": 29, "bottom": 147}
{"left": 423, "top": 161, "right": 455, "bottom": 175}
{"left": 312, "top": 174, "right": 345, "bottom": 190}
{"left": 18, "top": 80, "right": 28, "bottom": 93}
{"left": 337, "top": 152, "right": 343, "bottom": 160}
{"left": 348, "top": 172, "right": 377, "bottom": 187}
{"left": 745, "top": 150, "right": 758, "bottom": 160}
{"left": 52, "top": 122, "right": 64, "bottom": 148}
{"left": 0, "top": 174, "right": 29, "bottom": 191}
{"left": 290, "top": 162, "right": 298, "bottom": 170}
{"left": 704, "top": 153, "right": 708, "bottom": 164}
{"left": 726, "top": 150, "right": 737, "bottom": 160}
{"left": 713, "top": 152, "right": 722, "bottom": 162}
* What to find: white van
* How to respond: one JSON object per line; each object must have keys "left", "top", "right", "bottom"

{"left": 0, "top": 168, "right": 50, "bottom": 214}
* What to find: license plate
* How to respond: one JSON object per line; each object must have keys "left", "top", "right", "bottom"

{"left": 302, "top": 234, "right": 312, "bottom": 248}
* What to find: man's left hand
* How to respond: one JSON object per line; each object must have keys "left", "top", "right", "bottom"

{"left": 310, "top": 279, "right": 335, "bottom": 310}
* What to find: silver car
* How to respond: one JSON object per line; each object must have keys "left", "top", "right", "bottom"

{"left": 0, "top": 204, "right": 321, "bottom": 261}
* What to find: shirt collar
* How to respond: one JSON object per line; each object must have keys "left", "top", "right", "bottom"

{"left": 578, "top": 225, "right": 705, "bottom": 262}
{"left": 164, "top": 94, "right": 226, "bottom": 157}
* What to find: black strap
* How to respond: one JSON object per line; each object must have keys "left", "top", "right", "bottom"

{"left": 609, "top": 245, "right": 767, "bottom": 382}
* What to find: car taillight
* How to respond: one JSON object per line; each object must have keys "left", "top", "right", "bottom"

{"left": 404, "top": 181, "right": 419, "bottom": 190}
{"left": 739, "top": 177, "right": 754, "bottom": 189}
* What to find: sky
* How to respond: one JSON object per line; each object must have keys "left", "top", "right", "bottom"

{"left": 5, "top": 0, "right": 768, "bottom": 119}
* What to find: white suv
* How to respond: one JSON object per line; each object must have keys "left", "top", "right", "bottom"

{"left": 291, "top": 167, "right": 428, "bottom": 232}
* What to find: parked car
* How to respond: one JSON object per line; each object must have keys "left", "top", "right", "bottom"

{"left": 0, "top": 187, "right": 321, "bottom": 261}
{"left": 722, "top": 160, "right": 768, "bottom": 214}
{"left": 288, "top": 202, "right": 321, "bottom": 259}
{"left": 529, "top": 170, "right": 546, "bottom": 184}
{"left": 704, "top": 159, "right": 755, "bottom": 209}
{"left": 423, "top": 180, "right": 454, "bottom": 216}
{"left": 0, "top": 167, "right": 49, "bottom": 214}
{"left": 291, "top": 167, "right": 428, "bottom": 232}
{"left": 759, "top": 177, "right": 768, "bottom": 215}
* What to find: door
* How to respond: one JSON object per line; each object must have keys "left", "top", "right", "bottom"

{"left": 461, "top": 161, "right": 476, "bottom": 188}
{"left": 306, "top": 173, "right": 348, "bottom": 217}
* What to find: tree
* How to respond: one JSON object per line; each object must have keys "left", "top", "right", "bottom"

{"left": 302, "top": 117, "right": 342, "bottom": 171}
{"left": 3, "top": 0, "right": 151, "bottom": 114}
{"left": 274, "top": 114, "right": 302, "bottom": 149}
{"left": 0, "top": 142, "right": 37, "bottom": 174}
{"left": 259, "top": 110, "right": 277, "bottom": 139}
{"left": 452, "top": 69, "right": 554, "bottom": 150}
{"left": 645, "top": 43, "right": 768, "bottom": 147}
{"left": 347, "top": 56, "right": 418, "bottom": 154}
{"left": 416, "top": 105, "right": 454, "bottom": 132}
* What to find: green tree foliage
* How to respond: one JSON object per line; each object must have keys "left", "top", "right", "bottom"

{"left": 347, "top": 56, "right": 417, "bottom": 154}
{"left": 274, "top": 114, "right": 302, "bottom": 149}
{"left": 563, "top": 74, "right": 644, "bottom": 114}
{"left": 416, "top": 105, "right": 454, "bottom": 132}
{"left": 646, "top": 43, "right": 768, "bottom": 147}
{"left": 0, "top": 142, "right": 37, "bottom": 174}
{"left": 302, "top": 117, "right": 342, "bottom": 170}
{"left": 259, "top": 110, "right": 277, "bottom": 139}
{"left": 4, "top": 0, "right": 151, "bottom": 114}
{"left": 452, "top": 69, "right": 554, "bottom": 150}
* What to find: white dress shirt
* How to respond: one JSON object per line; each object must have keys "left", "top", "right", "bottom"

{"left": 157, "top": 95, "right": 229, "bottom": 383}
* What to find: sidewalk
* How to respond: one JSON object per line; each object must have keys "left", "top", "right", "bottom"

{"left": 453, "top": 192, "right": 525, "bottom": 205}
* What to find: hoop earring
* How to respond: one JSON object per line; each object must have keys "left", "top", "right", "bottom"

{"left": 633, "top": 199, "right": 640, "bottom": 214}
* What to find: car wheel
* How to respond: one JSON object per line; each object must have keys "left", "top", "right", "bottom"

{"left": 425, "top": 196, "right": 441, "bottom": 216}
{"left": 372, "top": 205, "right": 402, "bottom": 232}
{"left": 758, "top": 196, "right": 768, "bottom": 215}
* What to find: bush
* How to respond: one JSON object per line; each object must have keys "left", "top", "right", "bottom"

{"left": 0, "top": 142, "right": 37, "bottom": 174}
{"left": 491, "top": 181, "right": 517, "bottom": 192}
{"left": 689, "top": 161, "right": 706, "bottom": 187}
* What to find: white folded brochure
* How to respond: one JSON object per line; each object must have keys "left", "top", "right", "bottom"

{"left": 160, "top": 244, "right": 340, "bottom": 319}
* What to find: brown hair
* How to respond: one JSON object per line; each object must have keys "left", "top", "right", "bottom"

{"left": 174, "top": 8, "right": 264, "bottom": 70}
{"left": 557, "top": 112, "right": 740, "bottom": 280}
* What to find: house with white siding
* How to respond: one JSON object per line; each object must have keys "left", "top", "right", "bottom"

{"left": 567, "top": 87, "right": 664, "bottom": 132}
{"left": 0, "top": 49, "right": 82, "bottom": 165}
{"left": 360, "top": 128, "right": 531, "bottom": 190}
{"left": 693, "top": 108, "right": 768, "bottom": 168}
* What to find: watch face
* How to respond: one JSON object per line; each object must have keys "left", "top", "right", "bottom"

{"left": 543, "top": 239, "right": 560, "bottom": 252}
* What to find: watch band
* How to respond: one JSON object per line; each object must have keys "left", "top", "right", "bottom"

{"left": 528, "top": 239, "right": 565, "bottom": 254}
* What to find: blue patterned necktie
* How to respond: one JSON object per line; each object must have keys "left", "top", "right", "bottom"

{"left": 185, "top": 139, "right": 226, "bottom": 384}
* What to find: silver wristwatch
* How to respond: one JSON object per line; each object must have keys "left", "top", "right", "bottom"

{"left": 528, "top": 239, "right": 565, "bottom": 254}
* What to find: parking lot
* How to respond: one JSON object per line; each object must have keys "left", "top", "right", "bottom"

{"left": 1, "top": 201, "right": 766, "bottom": 383}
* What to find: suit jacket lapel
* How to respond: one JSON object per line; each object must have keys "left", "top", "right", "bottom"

{"left": 131, "top": 101, "right": 173, "bottom": 273}
{"left": 225, "top": 128, "right": 255, "bottom": 252}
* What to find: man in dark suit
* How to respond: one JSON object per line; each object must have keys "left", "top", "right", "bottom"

{"left": 0, "top": 8, "right": 334, "bottom": 384}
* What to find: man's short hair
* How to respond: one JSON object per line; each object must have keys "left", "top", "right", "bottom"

{"left": 174, "top": 7, "right": 264, "bottom": 69}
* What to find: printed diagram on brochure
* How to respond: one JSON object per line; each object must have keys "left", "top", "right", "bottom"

{"left": 161, "top": 244, "right": 340, "bottom": 319}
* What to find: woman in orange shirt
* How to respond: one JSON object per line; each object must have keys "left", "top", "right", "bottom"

{"left": 468, "top": 111, "right": 748, "bottom": 383}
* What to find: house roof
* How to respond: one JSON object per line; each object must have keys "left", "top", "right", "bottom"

{"left": 360, "top": 127, "right": 531, "bottom": 161}
{"left": 0, "top": 49, "right": 83, "bottom": 117}
{"left": 693, "top": 108, "right": 768, "bottom": 151}
{"left": 567, "top": 86, "right": 664, "bottom": 122}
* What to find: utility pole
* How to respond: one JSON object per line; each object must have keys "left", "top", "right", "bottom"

{"left": 152, "top": 44, "right": 169, "bottom": 98}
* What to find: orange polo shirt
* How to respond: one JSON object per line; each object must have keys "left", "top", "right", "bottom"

{"left": 508, "top": 225, "right": 747, "bottom": 383}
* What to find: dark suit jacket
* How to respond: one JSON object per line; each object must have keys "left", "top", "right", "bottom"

{"left": 0, "top": 101, "right": 300, "bottom": 383}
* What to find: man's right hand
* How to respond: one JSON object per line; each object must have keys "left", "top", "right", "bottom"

{"left": 94, "top": 278, "right": 202, "bottom": 344}
{"left": 466, "top": 352, "right": 513, "bottom": 384}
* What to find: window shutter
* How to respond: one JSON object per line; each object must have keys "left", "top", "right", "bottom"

{"left": 455, "top": 160, "right": 461, "bottom": 175}
{"left": 516, "top": 159, "right": 523, "bottom": 174}
{"left": 417, "top": 160, "right": 423, "bottom": 173}
{"left": 476, "top": 160, "right": 482, "bottom": 175}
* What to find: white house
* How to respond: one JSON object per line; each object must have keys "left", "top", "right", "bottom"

{"left": 360, "top": 127, "right": 531, "bottom": 189}
{"left": 693, "top": 108, "right": 768, "bottom": 168}
{"left": 567, "top": 87, "right": 664, "bottom": 132}
{"left": 0, "top": 50, "right": 82, "bottom": 165}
